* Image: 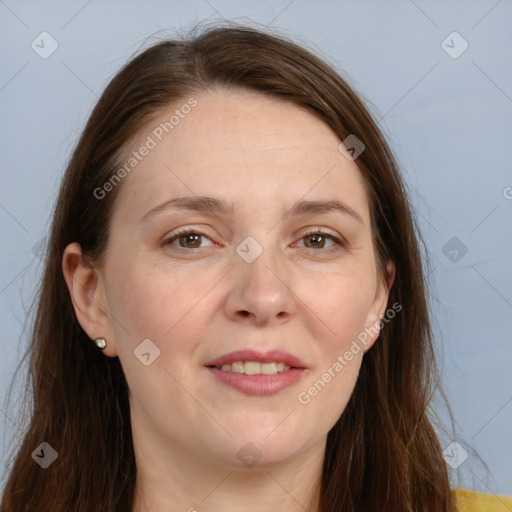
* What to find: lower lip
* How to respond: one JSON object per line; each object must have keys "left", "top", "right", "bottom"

{"left": 206, "top": 367, "right": 306, "bottom": 396}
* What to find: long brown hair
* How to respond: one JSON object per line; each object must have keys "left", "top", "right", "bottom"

{"left": 1, "top": 22, "right": 456, "bottom": 511}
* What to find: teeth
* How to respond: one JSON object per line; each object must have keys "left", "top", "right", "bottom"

{"left": 245, "top": 361, "right": 261, "bottom": 375}
{"left": 231, "top": 362, "right": 244, "bottom": 373}
{"left": 261, "top": 362, "right": 277, "bottom": 375}
{"left": 217, "top": 361, "right": 292, "bottom": 374}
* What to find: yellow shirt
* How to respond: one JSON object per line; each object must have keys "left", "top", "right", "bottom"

{"left": 452, "top": 488, "right": 512, "bottom": 511}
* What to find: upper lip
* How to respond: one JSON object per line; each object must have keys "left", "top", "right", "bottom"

{"left": 204, "top": 349, "right": 307, "bottom": 369}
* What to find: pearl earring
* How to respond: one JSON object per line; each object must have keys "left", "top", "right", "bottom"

{"left": 94, "top": 337, "right": 107, "bottom": 349}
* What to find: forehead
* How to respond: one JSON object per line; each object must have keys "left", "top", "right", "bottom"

{"left": 111, "top": 89, "right": 370, "bottom": 224}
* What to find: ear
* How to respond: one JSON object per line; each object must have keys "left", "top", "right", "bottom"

{"left": 61, "top": 242, "right": 118, "bottom": 357}
{"left": 362, "top": 260, "right": 396, "bottom": 353}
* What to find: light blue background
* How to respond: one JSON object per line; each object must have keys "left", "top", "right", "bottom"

{"left": 1, "top": 0, "right": 511, "bottom": 499}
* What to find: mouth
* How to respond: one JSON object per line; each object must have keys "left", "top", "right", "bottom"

{"left": 207, "top": 361, "right": 293, "bottom": 375}
{"left": 204, "top": 349, "right": 307, "bottom": 396}
{"left": 204, "top": 348, "right": 306, "bottom": 371}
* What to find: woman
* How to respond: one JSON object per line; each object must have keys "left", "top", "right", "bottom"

{"left": 1, "top": 23, "right": 510, "bottom": 512}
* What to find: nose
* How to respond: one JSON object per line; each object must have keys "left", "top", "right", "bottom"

{"left": 224, "top": 240, "right": 296, "bottom": 326}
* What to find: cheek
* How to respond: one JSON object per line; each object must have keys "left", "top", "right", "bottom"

{"left": 296, "top": 267, "right": 376, "bottom": 422}
{"left": 106, "top": 266, "right": 209, "bottom": 403}
{"left": 303, "top": 267, "right": 376, "bottom": 349}
{"left": 296, "top": 279, "right": 371, "bottom": 427}
{"left": 108, "top": 261, "right": 212, "bottom": 335}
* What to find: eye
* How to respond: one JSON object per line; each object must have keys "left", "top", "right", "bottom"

{"left": 161, "top": 228, "right": 345, "bottom": 252}
{"left": 162, "top": 229, "right": 216, "bottom": 250}
{"left": 296, "top": 228, "right": 345, "bottom": 251}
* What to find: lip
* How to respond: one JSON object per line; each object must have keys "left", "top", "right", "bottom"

{"left": 206, "top": 367, "right": 305, "bottom": 396}
{"left": 203, "top": 349, "right": 307, "bottom": 369}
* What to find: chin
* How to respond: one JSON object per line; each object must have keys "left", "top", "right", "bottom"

{"left": 208, "top": 433, "right": 306, "bottom": 471}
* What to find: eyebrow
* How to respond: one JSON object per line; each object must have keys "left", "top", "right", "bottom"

{"left": 140, "top": 196, "right": 364, "bottom": 225}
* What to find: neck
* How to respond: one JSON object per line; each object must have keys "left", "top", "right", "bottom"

{"left": 131, "top": 428, "right": 324, "bottom": 512}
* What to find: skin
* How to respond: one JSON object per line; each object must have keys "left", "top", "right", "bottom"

{"left": 63, "top": 88, "right": 395, "bottom": 512}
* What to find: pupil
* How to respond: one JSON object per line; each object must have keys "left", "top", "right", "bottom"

{"left": 181, "top": 234, "right": 200, "bottom": 248}
{"left": 309, "top": 234, "right": 324, "bottom": 248}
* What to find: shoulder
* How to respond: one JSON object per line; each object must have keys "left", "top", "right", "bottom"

{"left": 452, "top": 487, "right": 512, "bottom": 512}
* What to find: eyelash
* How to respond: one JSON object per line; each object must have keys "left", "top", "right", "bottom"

{"left": 162, "top": 228, "right": 346, "bottom": 253}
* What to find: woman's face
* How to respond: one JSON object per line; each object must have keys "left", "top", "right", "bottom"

{"left": 81, "top": 89, "right": 393, "bottom": 469}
